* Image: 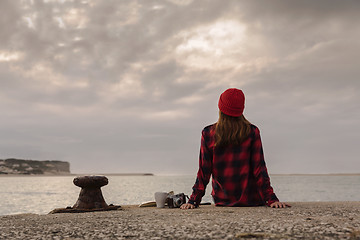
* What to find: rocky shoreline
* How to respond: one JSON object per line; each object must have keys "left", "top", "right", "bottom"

{"left": 1, "top": 202, "right": 359, "bottom": 239}
{"left": 0, "top": 159, "right": 70, "bottom": 175}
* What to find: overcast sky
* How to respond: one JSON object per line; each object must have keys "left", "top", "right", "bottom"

{"left": 1, "top": 0, "right": 359, "bottom": 175}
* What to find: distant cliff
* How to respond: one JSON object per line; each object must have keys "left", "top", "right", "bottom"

{"left": 0, "top": 158, "right": 70, "bottom": 175}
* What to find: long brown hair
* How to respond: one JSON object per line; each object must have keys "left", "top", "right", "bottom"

{"left": 215, "top": 111, "right": 251, "bottom": 147}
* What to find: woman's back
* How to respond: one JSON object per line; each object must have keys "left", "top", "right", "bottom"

{"left": 194, "top": 123, "right": 277, "bottom": 206}
{"left": 181, "top": 88, "right": 289, "bottom": 209}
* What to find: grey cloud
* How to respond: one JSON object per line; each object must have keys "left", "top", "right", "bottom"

{"left": 1, "top": 0, "right": 360, "bottom": 174}
{"left": 0, "top": 1, "right": 21, "bottom": 47}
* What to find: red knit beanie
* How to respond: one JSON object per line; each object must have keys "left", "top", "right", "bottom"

{"left": 218, "top": 88, "right": 245, "bottom": 117}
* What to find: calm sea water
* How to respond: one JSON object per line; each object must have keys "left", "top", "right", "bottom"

{"left": 0, "top": 175, "right": 359, "bottom": 216}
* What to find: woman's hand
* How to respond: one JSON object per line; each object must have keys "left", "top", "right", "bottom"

{"left": 270, "top": 201, "right": 291, "bottom": 208}
{"left": 180, "top": 203, "right": 195, "bottom": 210}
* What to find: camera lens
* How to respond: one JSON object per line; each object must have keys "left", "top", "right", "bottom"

{"left": 175, "top": 198, "right": 182, "bottom": 206}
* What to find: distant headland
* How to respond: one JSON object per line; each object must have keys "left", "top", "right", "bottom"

{"left": 0, "top": 158, "right": 70, "bottom": 175}
{"left": 88, "top": 173, "right": 154, "bottom": 176}
{"left": 0, "top": 159, "right": 154, "bottom": 176}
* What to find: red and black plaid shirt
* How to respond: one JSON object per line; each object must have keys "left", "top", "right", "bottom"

{"left": 188, "top": 124, "right": 279, "bottom": 207}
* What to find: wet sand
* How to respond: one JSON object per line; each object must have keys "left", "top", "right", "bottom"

{"left": 1, "top": 202, "right": 359, "bottom": 239}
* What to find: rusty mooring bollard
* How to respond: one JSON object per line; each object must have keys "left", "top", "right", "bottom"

{"left": 49, "top": 175, "right": 121, "bottom": 214}
{"left": 73, "top": 175, "right": 109, "bottom": 209}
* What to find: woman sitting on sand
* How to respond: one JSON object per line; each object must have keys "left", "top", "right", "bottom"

{"left": 181, "top": 88, "right": 289, "bottom": 209}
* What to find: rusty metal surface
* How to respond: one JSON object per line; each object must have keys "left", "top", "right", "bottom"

{"left": 73, "top": 175, "right": 108, "bottom": 188}
{"left": 49, "top": 175, "right": 121, "bottom": 214}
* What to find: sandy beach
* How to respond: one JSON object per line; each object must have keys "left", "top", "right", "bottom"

{"left": 1, "top": 202, "right": 359, "bottom": 239}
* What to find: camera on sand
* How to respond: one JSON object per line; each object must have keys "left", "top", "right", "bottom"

{"left": 166, "top": 193, "right": 187, "bottom": 208}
